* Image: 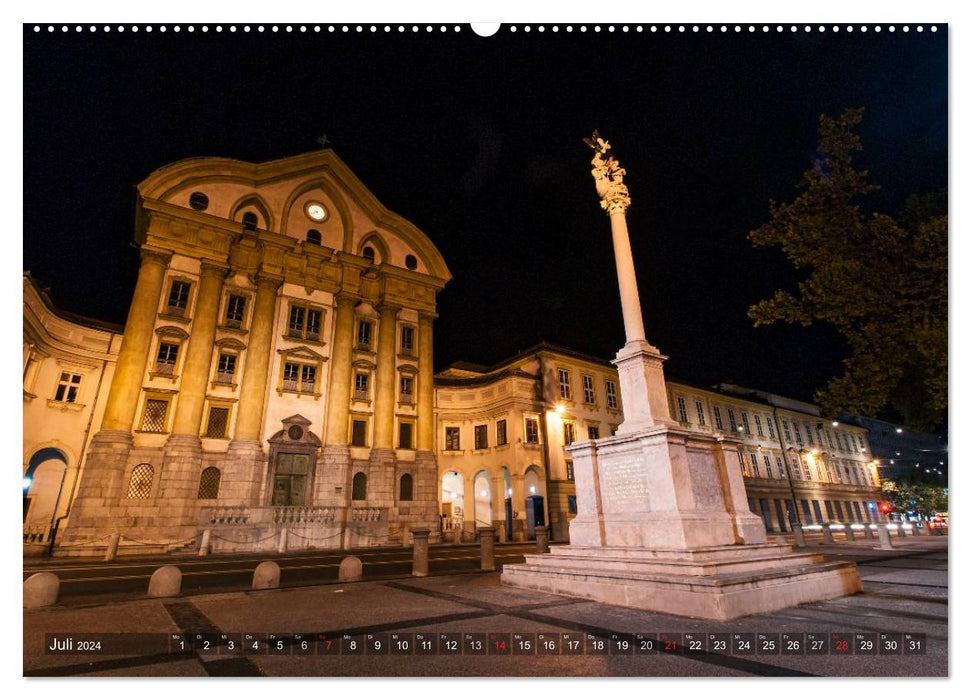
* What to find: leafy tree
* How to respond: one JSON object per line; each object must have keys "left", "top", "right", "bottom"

{"left": 748, "top": 108, "right": 947, "bottom": 430}
{"left": 881, "top": 479, "right": 947, "bottom": 518}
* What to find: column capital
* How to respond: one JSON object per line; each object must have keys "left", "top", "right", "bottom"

{"left": 140, "top": 248, "right": 172, "bottom": 267}
{"left": 254, "top": 273, "right": 284, "bottom": 291}
{"left": 334, "top": 291, "right": 361, "bottom": 308}
{"left": 602, "top": 196, "right": 631, "bottom": 214}
{"left": 377, "top": 301, "right": 402, "bottom": 316}
{"left": 199, "top": 261, "right": 230, "bottom": 279}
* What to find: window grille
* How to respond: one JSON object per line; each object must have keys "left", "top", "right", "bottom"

{"left": 206, "top": 407, "right": 230, "bottom": 438}
{"left": 127, "top": 463, "right": 154, "bottom": 499}
{"left": 141, "top": 399, "right": 168, "bottom": 433}
{"left": 198, "top": 466, "right": 221, "bottom": 499}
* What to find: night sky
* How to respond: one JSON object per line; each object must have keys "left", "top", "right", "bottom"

{"left": 22, "top": 24, "right": 947, "bottom": 406}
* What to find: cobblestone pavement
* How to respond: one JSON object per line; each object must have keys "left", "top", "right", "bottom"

{"left": 23, "top": 537, "right": 948, "bottom": 677}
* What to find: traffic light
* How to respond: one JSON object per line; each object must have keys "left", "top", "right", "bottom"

{"left": 879, "top": 502, "right": 893, "bottom": 514}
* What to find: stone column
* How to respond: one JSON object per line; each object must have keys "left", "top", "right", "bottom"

{"left": 416, "top": 312, "right": 437, "bottom": 452}
{"left": 607, "top": 207, "right": 646, "bottom": 344}
{"left": 233, "top": 275, "right": 283, "bottom": 441}
{"left": 170, "top": 262, "right": 227, "bottom": 437}
{"left": 372, "top": 303, "right": 400, "bottom": 449}
{"left": 491, "top": 475, "right": 507, "bottom": 540}
{"left": 510, "top": 473, "right": 526, "bottom": 541}
{"left": 324, "top": 294, "right": 358, "bottom": 446}
{"left": 101, "top": 249, "right": 172, "bottom": 432}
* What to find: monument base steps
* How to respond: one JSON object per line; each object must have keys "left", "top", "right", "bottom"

{"left": 501, "top": 543, "right": 861, "bottom": 620}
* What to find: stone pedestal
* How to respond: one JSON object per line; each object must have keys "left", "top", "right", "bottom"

{"left": 502, "top": 425, "right": 861, "bottom": 620}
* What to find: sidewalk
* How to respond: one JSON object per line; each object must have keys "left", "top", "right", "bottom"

{"left": 23, "top": 538, "right": 947, "bottom": 677}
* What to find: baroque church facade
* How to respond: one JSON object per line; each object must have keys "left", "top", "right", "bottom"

{"left": 23, "top": 150, "right": 885, "bottom": 557}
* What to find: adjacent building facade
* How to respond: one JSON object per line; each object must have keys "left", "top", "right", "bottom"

{"left": 23, "top": 150, "right": 885, "bottom": 557}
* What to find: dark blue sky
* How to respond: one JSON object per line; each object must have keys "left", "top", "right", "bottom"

{"left": 23, "top": 25, "right": 947, "bottom": 405}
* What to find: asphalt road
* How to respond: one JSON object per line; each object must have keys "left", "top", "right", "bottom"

{"left": 23, "top": 543, "right": 536, "bottom": 604}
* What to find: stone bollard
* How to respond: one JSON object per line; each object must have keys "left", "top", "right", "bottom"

{"left": 844, "top": 524, "right": 856, "bottom": 542}
{"left": 105, "top": 532, "right": 121, "bottom": 561}
{"left": 411, "top": 529, "right": 430, "bottom": 577}
{"left": 535, "top": 526, "right": 550, "bottom": 554}
{"left": 198, "top": 529, "right": 211, "bottom": 557}
{"left": 875, "top": 523, "right": 894, "bottom": 550}
{"left": 252, "top": 561, "right": 281, "bottom": 590}
{"left": 339, "top": 556, "right": 363, "bottom": 582}
{"left": 24, "top": 572, "right": 60, "bottom": 609}
{"left": 277, "top": 529, "right": 288, "bottom": 553}
{"left": 148, "top": 565, "right": 182, "bottom": 597}
{"left": 821, "top": 523, "right": 835, "bottom": 544}
{"left": 792, "top": 524, "right": 806, "bottom": 547}
{"left": 864, "top": 524, "right": 875, "bottom": 540}
{"left": 478, "top": 526, "right": 496, "bottom": 571}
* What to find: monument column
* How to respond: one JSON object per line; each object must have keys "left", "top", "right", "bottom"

{"left": 372, "top": 303, "right": 401, "bottom": 449}
{"left": 101, "top": 249, "right": 172, "bottom": 433}
{"left": 233, "top": 274, "right": 283, "bottom": 441}
{"left": 416, "top": 311, "right": 437, "bottom": 452}
{"left": 170, "top": 262, "right": 227, "bottom": 438}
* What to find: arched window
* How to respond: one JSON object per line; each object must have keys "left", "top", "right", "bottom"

{"left": 189, "top": 192, "right": 209, "bottom": 211}
{"left": 352, "top": 472, "right": 367, "bottom": 501}
{"left": 306, "top": 229, "right": 322, "bottom": 245}
{"left": 127, "top": 463, "right": 154, "bottom": 499}
{"left": 405, "top": 254, "right": 418, "bottom": 270}
{"left": 399, "top": 473, "right": 413, "bottom": 501}
{"left": 362, "top": 246, "right": 376, "bottom": 263}
{"left": 242, "top": 212, "right": 258, "bottom": 231}
{"left": 198, "top": 466, "right": 221, "bottom": 500}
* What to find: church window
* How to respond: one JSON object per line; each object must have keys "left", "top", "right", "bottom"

{"left": 127, "top": 463, "right": 154, "bottom": 499}
{"left": 287, "top": 303, "right": 323, "bottom": 341}
{"left": 155, "top": 342, "right": 179, "bottom": 375}
{"left": 695, "top": 400, "right": 707, "bottom": 426}
{"left": 354, "top": 372, "right": 369, "bottom": 400}
{"left": 205, "top": 406, "right": 230, "bottom": 439}
{"left": 282, "top": 361, "right": 317, "bottom": 394}
{"left": 557, "top": 368, "right": 572, "bottom": 400}
{"left": 351, "top": 419, "right": 368, "bottom": 447}
{"left": 352, "top": 472, "right": 367, "bottom": 500}
{"left": 766, "top": 416, "right": 777, "bottom": 439}
{"left": 197, "top": 466, "right": 221, "bottom": 499}
{"left": 225, "top": 294, "right": 246, "bottom": 328}
{"left": 713, "top": 406, "right": 724, "bottom": 430}
{"left": 727, "top": 408, "right": 739, "bottom": 432}
{"left": 363, "top": 246, "right": 376, "bottom": 263}
{"left": 400, "top": 325, "right": 416, "bottom": 356}
{"left": 587, "top": 425, "right": 600, "bottom": 440}
{"left": 750, "top": 452, "right": 760, "bottom": 476}
{"left": 53, "top": 372, "right": 82, "bottom": 403}
{"left": 782, "top": 419, "right": 793, "bottom": 442}
{"left": 792, "top": 421, "right": 803, "bottom": 444}
{"left": 763, "top": 455, "right": 773, "bottom": 478}
{"left": 563, "top": 421, "right": 576, "bottom": 445}
{"left": 754, "top": 414, "right": 764, "bottom": 436}
{"left": 306, "top": 229, "right": 322, "bottom": 245}
{"left": 141, "top": 398, "right": 170, "bottom": 433}
{"left": 242, "top": 211, "right": 258, "bottom": 230}
{"left": 399, "top": 473, "right": 413, "bottom": 501}
{"left": 566, "top": 460, "right": 575, "bottom": 480}
{"left": 405, "top": 254, "right": 418, "bottom": 270}
{"left": 166, "top": 280, "right": 191, "bottom": 317}
{"left": 188, "top": 192, "right": 209, "bottom": 211}
{"left": 398, "top": 422, "right": 414, "bottom": 450}
{"left": 741, "top": 411, "right": 751, "bottom": 434}
{"left": 357, "top": 320, "right": 373, "bottom": 350}
{"left": 399, "top": 375, "right": 414, "bottom": 403}
{"left": 216, "top": 353, "right": 236, "bottom": 383}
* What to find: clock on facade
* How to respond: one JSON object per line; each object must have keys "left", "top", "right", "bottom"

{"left": 305, "top": 202, "right": 328, "bottom": 222}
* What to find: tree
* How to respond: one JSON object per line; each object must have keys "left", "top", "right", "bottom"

{"left": 881, "top": 479, "right": 947, "bottom": 519}
{"left": 748, "top": 108, "right": 947, "bottom": 429}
